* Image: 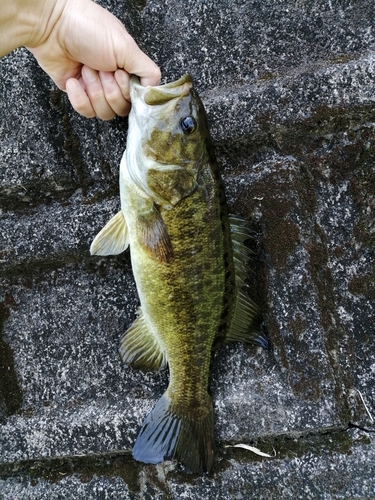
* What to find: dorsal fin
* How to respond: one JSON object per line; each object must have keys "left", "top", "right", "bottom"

{"left": 226, "top": 215, "right": 269, "bottom": 349}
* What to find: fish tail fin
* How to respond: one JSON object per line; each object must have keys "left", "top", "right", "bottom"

{"left": 132, "top": 391, "right": 214, "bottom": 473}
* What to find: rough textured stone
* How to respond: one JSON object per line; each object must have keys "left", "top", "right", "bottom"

{"left": 1, "top": 430, "right": 374, "bottom": 499}
{"left": 1, "top": 0, "right": 374, "bottom": 497}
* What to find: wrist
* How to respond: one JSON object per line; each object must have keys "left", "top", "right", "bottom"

{"left": 0, "top": 0, "right": 64, "bottom": 57}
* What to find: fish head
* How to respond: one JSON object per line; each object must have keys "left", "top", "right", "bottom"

{"left": 126, "top": 74, "right": 212, "bottom": 208}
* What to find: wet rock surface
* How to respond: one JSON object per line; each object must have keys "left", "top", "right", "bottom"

{"left": 1, "top": 0, "right": 374, "bottom": 498}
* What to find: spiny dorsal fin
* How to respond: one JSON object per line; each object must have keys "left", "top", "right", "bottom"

{"left": 132, "top": 391, "right": 214, "bottom": 473}
{"left": 226, "top": 215, "right": 269, "bottom": 349}
{"left": 90, "top": 210, "right": 129, "bottom": 256}
{"left": 119, "top": 308, "right": 167, "bottom": 372}
{"left": 136, "top": 204, "right": 174, "bottom": 263}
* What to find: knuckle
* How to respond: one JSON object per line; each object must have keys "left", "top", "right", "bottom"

{"left": 151, "top": 65, "right": 162, "bottom": 83}
{"left": 87, "top": 87, "right": 105, "bottom": 102}
{"left": 104, "top": 88, "right": 121, "bottom": 105}
{"left": 69, "top": 96, "right": 95, "bottom": 118}
{"left": 74, "top": 103, "right": 96, "bottom": 118}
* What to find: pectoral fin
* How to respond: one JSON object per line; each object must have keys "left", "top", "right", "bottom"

{"left": 136, "top": 204, "right": 174, "bottom": 263}
{"left": 120, "top": 308, "right": 167, "bottom": 372}
{"left": 90, "top": 210, "right": 129, "bottom": 256}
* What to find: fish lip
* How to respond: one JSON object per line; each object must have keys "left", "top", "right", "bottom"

{"left": 130, "top": 74, "right": 193, "bottom": 105}
{"left": 131, "top": 73, "right": 192, "bottom": 88}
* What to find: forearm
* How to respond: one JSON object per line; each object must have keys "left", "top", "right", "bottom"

{"left": 0, "top": 0, "right": 63, "bottom": 57}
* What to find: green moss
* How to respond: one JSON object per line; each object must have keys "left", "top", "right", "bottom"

{"left": 220, "top": 103, "right": 375, "bottom": 175}
{"left": 258, "top": 70, "right": 279, "bottom": 82}
{"left": 348, "top": 274, "right": 375, "bottom": 300}
{"left": 0, "top": 295, "right": 23, "bottom": 420}
{"left": 59, "top": 102, "right": 93, "bottom": 196}
{"left": 0, "top": 178, "right": 77, "bottom": 212}
{"left": 217, "top": 427, "right": 359, "bottom": 467}
{"left": 0, "top": 251, "right": 131, "bottom": 287}
{"left": 305, "top": 225, "right": 354, "bottom": 419}
{"left": 329, "top": 53, "right": 357, "bottom": 65}
{"left": 242, "top": 172, "right": 301, "bottom": 273}
{"left": 82, "top": 188, "right": 119, "bottom": 205}
{"left": 305, "top": 225, "right": 336, "bottom": 333}
{"left": 1, "top": 89, "right": 100, "bottom": 213}
{"left": 130, "top": 0, "right": 147, "bottom": 11}
{"left": 263, "top": 213, "right": 300, "bottom": 272}
{"left": 0, "top": 428, "right": 368, "bottom": 490}
{"left": 353, "top": 219, "right": 375, "bottom": 250}
{"left": 0, "top": 252, "right": 82, "bottom": 283}
{"left": 0, "top": 452, "right": 141, "bottom": 492}
{"left": 222, "top": 104, "right": 374, "bottom": 413}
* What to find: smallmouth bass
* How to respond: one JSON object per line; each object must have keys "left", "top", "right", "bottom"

{"left": 90, "top": 74, "right": 268, "bottom": 473}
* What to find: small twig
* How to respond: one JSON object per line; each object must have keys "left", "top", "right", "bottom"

{"left": 225, "top": 443, "right": 276, "bottom": 458}
{"left": 357, "top": 389, "right": 374, "bottom": 423}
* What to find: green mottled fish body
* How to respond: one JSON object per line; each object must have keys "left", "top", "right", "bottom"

{"left": 122, "top": 161, "right": 230, "bottom": 392}
{"left": 90, "top": 75, "right": 267, "bottom": 473}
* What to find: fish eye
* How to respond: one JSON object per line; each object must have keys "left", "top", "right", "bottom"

{"left": 180, "top": 116, "right": 197, "bottom": 134}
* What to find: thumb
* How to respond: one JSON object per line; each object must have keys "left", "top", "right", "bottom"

{"left": 116, "top": 33, "right": 161, "bottom": 87}
{"left": 61, "top": 0, "right": 161, "bottom": 87}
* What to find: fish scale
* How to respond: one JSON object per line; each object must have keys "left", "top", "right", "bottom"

{"left": 90, "top": 74, "right": 268, "bottom": 473}
{"left": 133, "top": 165, "right": 229, "bottom": 403}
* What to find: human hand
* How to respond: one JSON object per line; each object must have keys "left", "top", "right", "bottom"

{"left": 2, "top": 0, "right": 161, "bottom": 120}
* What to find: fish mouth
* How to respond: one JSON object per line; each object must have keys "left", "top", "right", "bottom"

{"left": 130, "top": 74, "right": 193, "bottom": 106}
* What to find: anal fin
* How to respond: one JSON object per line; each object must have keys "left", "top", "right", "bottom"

{"left": 120, "top": 309, "right": 167, "bottom": 372}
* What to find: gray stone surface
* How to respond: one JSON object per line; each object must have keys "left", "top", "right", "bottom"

{"left": 1, "top": 430, "right": 374, "bottom": 499}
{"left": 1, "top": 0, "right": 375, "bottom": 497}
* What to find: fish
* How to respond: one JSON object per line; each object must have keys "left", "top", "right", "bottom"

{"left": 90, "top": 74, "right": 268, "bottom": 473}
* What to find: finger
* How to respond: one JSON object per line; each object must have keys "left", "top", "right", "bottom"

{"left": 114, "top": 69, "right": 131, "bottom": 102}
{"left": 117, "top": 34, "right": 161, "bottom": 87}
{"left": 99, "top": 71, "right": 131, "bottom": 117}
{"left": 81, "top": 66, "right": 115, "bottom": 121}
{"left": 65, "top": 77, "right": 96, "bottom": 118}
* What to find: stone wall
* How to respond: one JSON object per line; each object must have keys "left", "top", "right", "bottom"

{"left": 1, "top": 1, "right": 374, "bottom": 498}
